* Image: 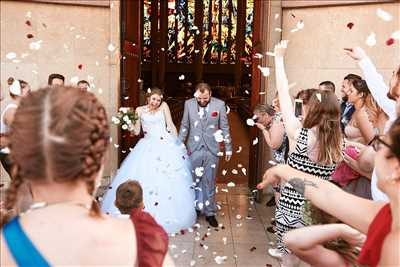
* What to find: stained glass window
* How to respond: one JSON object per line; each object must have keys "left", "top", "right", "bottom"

{"left": 143, "top": 0, "right": 152, "bottom": 62}
{"left": 244, "top": 0, "right": 254, "bottom": 63}
{"left": 143, "top": 0, "right": 252, "bottom": 65}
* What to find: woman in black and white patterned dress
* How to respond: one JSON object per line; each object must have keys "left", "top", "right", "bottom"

{"left": 270, "top": 41, "right": 343, "bottom": 266}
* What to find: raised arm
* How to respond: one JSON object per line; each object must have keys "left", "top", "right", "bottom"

{"left": 258, "top": 164, "right": 385, "bottom": 234}
{"left": 345, "top": 47, "right": 397, "bottom": 121}
{"left": 274, "top": 41, "right": 302, "bottom": 140}
{"left": 178, "top": 100, "right": 190, "bottom": 143}
{"left": 219, "top": 102, "right": 232, "bottom": 156}
{"left": 161, "top": 102, "right": 178, "bottom": 137}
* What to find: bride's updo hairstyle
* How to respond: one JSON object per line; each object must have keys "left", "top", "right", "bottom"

{"left": 146, "top": 87, "right": 164, "bottom": 108}
{"left": 1, "top": 86, "right": 110, "bottom": 226}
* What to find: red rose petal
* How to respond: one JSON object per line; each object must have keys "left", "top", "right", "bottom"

{"left": 25, "top": 20, "right": 31, "bottom": 26}
{"left": 347, "top": 22, "right": 354, "bottom": 29}
{"left": 290, "top": 13, "right": 296, "bottom": 18}
{"left": 250, "top": 246, "right": 257, "bottom": 252}
{"left": 78, "top": 64, "right": 83, "bottom": 70}
{"left": 386, "top": 38, "right": 395, "bottom": 46}
{"left": 180, "top": 229, "right": 185, "bottom": 235}
{"left": 42, "top": 23, "right": 47, "bottom": 28}
{"left": 26, "top": 33, "right": 34, "bottom": 39}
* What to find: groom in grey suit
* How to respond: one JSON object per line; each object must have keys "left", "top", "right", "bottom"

{"left": 179, "top": 83, "right": 232, "bottom": 227}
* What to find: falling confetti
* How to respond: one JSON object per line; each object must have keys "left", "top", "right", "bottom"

{"left": 366, "top": 32, "right": 377, "bottom": 47}
{"left": 253, "top": 53, "right": 263, "bottom": 59}
{"left": 227, "top": 182, "right": 236, "bottom": 187}
{"left": 376, "top": 8, "right": 393, "bottom": 21}
{"left": 25, "top": 20, "right": 32, "bottom": 26}
{"left": 275, "top": 28, "right": 282, "bottom": 32}
{"left": 6, "top": 52, "right": 17, "bottom": 60}
{"left": 26, "top": 33, "right": 34, "bottom": 39}
{"left": 213, "top": 130, "right": 224, "bottom": 142}
{"left": 190, "top": 260, "right": 196, "bottom": 266}
{"left": 252, "top": 137, "right": 258, "bottom": 145}
{"left": 250, "top": 246, "right": 257, "bottom": 252}
{"left": 246, "top": 118, "right": 255, "bottom": 126}
{"left": 232, "top": 169, "right": 238, "bottom": 175}
{"left": 226, "top": 106, "right": 231, "bottom": 114}
{"left": 211, "top": 164, "right": 216, "bottom": 168}
{"left": 241, "top": 168, "right": 247, "bottom": 175}
{"left": 70, "top": 76, "right": 79, "bottom": 84}
{"left": 245, "top": 90, "right": 250, "bottom": 94}
{"left": 194, "top": 135, "right": 200, "bottom": 142}
{"left": 178, "top": 74, "right": 185, "bottom": 80}
{"left": 346, "top": 22, "right": 354, "bottom": 29}
{"left": 108, "top": 43, "right": 116, "bottom": 52}
{"left": 222, "top": 237, "right": 228, "bottom": 245}
{"left": 214, "top": 256, "right": 228, "bottom": 264}
{"left": 78, "top": 64, "right": 83, "bottom": 70}
{"left": 195, "top": 167, "right": 204, "bottom": 177}
{"left": 268, "top": 160, "right": 277, "bottom": 166}
{"left": 296, "top": 20, "right": 304, "bottom": 29}
{"left": 26, "top": 11, "right": 32, "bottom": 18}
{"left": 257, "top": 65, "right": 270, "bottom": 77}
{"left": 274, "top": 13, "right": 279, "bottom": 20}
{"left": 222, "top": 170, "right": 227, "bottom": 176}
{"left": 386, "top": 38, "right": 395, "bottom": 46}
{"left": 113, "top": 144, "right": 119, "bottom": 148}
{"left": 391, "top": 30, "right": 400, "bottom": 40}
{"left": 29, "top": 40, "right": 42, "bottom": 50}
{"left": 236, "top": 146, "right": 242, "bottom": 153}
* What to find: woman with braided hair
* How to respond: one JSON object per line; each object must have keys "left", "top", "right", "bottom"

{"left": 0, "top": 86, "right": 173, "bottom": 267}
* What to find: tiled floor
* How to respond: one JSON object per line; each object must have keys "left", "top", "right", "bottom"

{"left": 167, "top": 184, "right": 283, "bottom": 267}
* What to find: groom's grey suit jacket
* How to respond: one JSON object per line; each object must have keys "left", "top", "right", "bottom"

{"left": 178, "top": 97, "right": 232, "bottom": 156}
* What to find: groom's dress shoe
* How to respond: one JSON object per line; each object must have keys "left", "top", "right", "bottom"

{"left": 206, "top": 216, "right": 218, "bottom": 227}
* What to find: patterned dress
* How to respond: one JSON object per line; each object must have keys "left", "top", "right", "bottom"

{"left": 275, "top": 128, "right": 336, "bottom": 254}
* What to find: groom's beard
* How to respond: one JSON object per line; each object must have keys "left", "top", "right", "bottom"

{"left": 197, "top": 100, "right": 210, "bottom": 107}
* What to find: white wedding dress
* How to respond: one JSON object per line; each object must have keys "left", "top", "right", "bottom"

{"left": 101, "top": 109, "right": 196, "bottom": 234}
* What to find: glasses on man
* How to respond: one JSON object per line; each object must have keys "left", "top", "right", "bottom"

{"left": 368, "top": 135, "right": 392, "bottom": 152}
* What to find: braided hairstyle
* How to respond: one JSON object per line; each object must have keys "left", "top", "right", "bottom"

{"left": 1, "top": 86, "right": 110, "bottom": 227}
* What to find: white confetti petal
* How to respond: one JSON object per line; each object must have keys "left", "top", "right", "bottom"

{"left": 268, "top": 160, "right": 277, "bottom": 166}
{"left": 29, "top": 40, "right": 42, "bottom": 50}
{"left": 366, "top": 32, "right": 377, "bottom": 47}
{"left": 290, "top": 28, "right": 299, "bottom": 33}
{"left": 236, "top": 146, "right": 242, "bottom": 153}
{"left": 246, "top": 118, "right": 255, "bottom": 126}
{"left": 194, "top": 136, "right": 200, "bottom": 142}
{"left": 108, "top": 43, "right": 116, "bottom": 51}
{"left": 194, "top": 121, "right": 199, "bottom": 127}
{"left": 211, "top": 164, "right": 216, "bottom": 168}
{"left": 391, "top": 30, "right": 400, "bottom": 40}
{"left": 6, "top": 52, "right": 17, "bottom": 60}
{"left": 198, "top": 202, "right": 204, "bottom": 210}
{"left": 190, "top": 260, "right": 196, "bottom": 266}
{"left": 232, "top": 169, "right": 238, "bottom": 175}
{"left": 222, "top": 169, "right": 227, "bottom": 176}
{"left": 296, "top": 20, "right": 304, "bottom": 29}
{"left": 275, "top": 27, "right": 282, "bottom": 32}
{"left": 195, "top": 167, "right": 204, "bottom": 177}
{"left": 114, "top": 144, "right": 119, "bottom": 148}
{"left": 221, "top": 188, "right": 229, "bottom": 193}
{"left": 376, "top": 8, "right": 393, "bottom": 21}
{"left": 70, "top": 76, "right": 79, "bottom": 84}
{"left": 257, "top": 65, "right": 270, "bottom": 77}
{"left": 215, "top": 256, "right": 227, "bottom": 264}
{"left": 227, "top": 182, "right": 236, "bottom": 187}
{"left": 222, "top": 237, "right": 227, "bottom": 245}
{"left": 241, "top": 168, "right": 247, "bottom": 175}
{"left": 178, "top": 74, "right": 185, "bottom": 80}
{"left": 214, "top": 129, "right": 224, "bottom": 142}
{"left": 226, "top": 106, "right": 231, "bottom": 114}
{"left": 236, "top": 214, "right": 242, "bottom": 220}
{"left": 26, "top": 11, "right": 32, "bottom": 18}
{"left": 274, "top": 13, "right": 280, "bottom": 19}
{"left": 316, "top": 92, "right": 322, "bottom": 102}
{"left": 253, "top": 53, "right": 263, "bottom": 59}
{"left": 252, "top": 137, "right": 258, "bottom": 145}
{"left": 98, "top": 88, "right": 103, "bottom": 94}
{"left": 245, "top": 90, "right": 250, "bottom": 94}
{"left": 217, "top": 152, "right": 224, "bottom": 156}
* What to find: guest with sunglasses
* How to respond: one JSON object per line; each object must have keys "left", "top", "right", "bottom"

{"left": 258, "top": 116, "right": 400, "bottom": 267}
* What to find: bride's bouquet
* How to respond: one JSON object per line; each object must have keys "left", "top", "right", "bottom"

{"left": 111, "top": 107, "right": 139, "bottom": 131}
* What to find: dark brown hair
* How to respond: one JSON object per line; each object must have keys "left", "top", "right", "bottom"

{"left": 389, "top": 117, "right": 400, "bottom": 160}
{"left": 319, "top": 81, "right": 336, "bottom": 93}
{"left": 195, "top": 83, "right": 211, "bottom": 94}
{"left": 254, "top": 104, "right": 275, "bottom": 116}
{"left": 303, "top": 90, "right": 342, "bottom": 164}
{"left": 48, "top": 73, "right": 65, "bottom": 85}
{"left": 115, "top": 180, "right": 143, "bottom": 214}
{"left": 1, "top": 86, "right": 110, "bottom": 226}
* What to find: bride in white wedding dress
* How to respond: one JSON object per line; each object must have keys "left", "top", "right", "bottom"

{"left": 101, "top": 88, "right": 196, "bottom": 234}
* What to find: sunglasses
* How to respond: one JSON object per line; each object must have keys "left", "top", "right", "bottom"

{"left": 368, "top": 135, "right": 392, "bottom": 153}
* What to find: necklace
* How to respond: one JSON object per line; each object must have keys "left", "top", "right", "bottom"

{"left": 22, "top": 201, "right": 92, "bottom": 215}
